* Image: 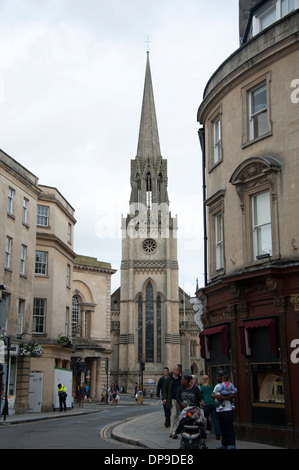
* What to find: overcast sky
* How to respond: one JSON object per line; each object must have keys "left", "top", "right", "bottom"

{"left": 0, "top": 0, "right": 239, "bottom": 296}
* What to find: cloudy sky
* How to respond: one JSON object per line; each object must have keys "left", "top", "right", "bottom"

{"left": 0, "top": 0, "right": 239, "bottom": 295}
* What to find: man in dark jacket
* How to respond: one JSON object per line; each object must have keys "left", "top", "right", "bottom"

{"left": 156, "top": 367, "right": 170, "bottom": 427}
{"left": 163, "top": 365, "right": 181, "bottom": 438}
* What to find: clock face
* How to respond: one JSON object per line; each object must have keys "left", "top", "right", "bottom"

{"left": 142, "top": 238, "right": 157, "bottom": 254}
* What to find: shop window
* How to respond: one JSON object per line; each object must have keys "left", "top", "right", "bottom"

{"left": 251, "top": 364, "right": 284, "bottom": 405}
{"left": 240, "top": 318, "right": 285, "bottom": 424}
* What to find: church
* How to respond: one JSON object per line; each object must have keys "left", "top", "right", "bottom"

{"left": 110, "top": 53, "right": 202, "bottom": 393}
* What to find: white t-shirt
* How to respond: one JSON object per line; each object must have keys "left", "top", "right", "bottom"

{"left": 213, "top": 383, "right": 235, "bottom": 412}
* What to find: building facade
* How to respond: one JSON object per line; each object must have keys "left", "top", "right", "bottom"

{"left": 0, "top": 150, "right": 115, "bottom": 414}
{"left": 0, "top": 149, "right": 41, "bottom": 413}
{"left": 197, "top": 1, "right": 299, "bottom": 448}
{"left": 111, "top": 53, "right": 202, "bottom": 392}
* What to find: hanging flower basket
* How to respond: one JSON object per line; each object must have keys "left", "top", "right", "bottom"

{"left": 20, "top": 342, "right": 43, "bottom": 358}
{"left": 57, "top": 335, "right": 74, "bottom": 349}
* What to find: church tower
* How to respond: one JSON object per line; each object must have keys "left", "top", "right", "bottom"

{"left": 118, "top": 53, "right": 180, "bottom": 390}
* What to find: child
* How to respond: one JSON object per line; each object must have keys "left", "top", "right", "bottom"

{"left": 215, "top": 374, "right": 237, "bottom": 410}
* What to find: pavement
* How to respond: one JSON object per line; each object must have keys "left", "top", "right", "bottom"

{"left": 0, "top": 394, "right": 285, "bottom": 450}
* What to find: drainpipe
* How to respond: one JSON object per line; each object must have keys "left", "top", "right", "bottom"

{"left": 198, "top": 126, "right": 207, "bottom": 287}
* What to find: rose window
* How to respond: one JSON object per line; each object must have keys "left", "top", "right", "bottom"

{"left": 142, "top": 238, "right": 157, "bottom": 254}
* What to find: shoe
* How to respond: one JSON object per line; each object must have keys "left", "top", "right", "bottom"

{"left": 171, "top": 434, "right": 178, "bottom": 439}
{"left": 216, "top": 435, "right": 220, "bottom": 440}
{"left": 164, "top": 422, "right": 170, "bottom": 427}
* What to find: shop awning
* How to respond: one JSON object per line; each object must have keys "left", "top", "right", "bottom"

{"left": 239, "top": 318, "right": 276, "bottom": 355}
{"left": 199, "top": 325, "right": 228, "bottom": 358}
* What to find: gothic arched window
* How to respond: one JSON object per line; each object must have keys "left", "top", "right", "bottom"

{"left": 157, "top": 295, "right": 162, "bottom": 363}
{"left": 136, "top": 173, "right": 141, "bottom": 208}
{"left": 138, "top": 295, "right": 143, "bottom": 362}
{"left": 146, "top": 172, "right": 152, "bottom": 209}
{"left": 157, "top": 172, "right": 162, "bottom": 204}
{"left": 146, "top": 282, "right": 154, "bottom": 362}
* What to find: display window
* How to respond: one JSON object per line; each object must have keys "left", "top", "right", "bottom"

{"left": 251, "top": 363, "right": 284, "bottom": 407}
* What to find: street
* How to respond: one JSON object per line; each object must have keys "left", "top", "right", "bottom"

{"left": 0, "top": 398, "right": 155, "bottom": 449}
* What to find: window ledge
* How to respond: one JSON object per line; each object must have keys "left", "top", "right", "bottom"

{"left": 242, "top": 130, "right": 272, "bottom": 149}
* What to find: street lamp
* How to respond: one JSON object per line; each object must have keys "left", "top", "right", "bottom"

{"left": 2, "top": 337, "right": 16, "bottom": 421}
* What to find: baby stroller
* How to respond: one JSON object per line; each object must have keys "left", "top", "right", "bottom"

{"left": 176, "top": 406, "right": 208, "bottom": 449}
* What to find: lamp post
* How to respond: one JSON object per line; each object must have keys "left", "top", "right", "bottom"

{"left": 2, "top": 336, "right": 15, "bottom": 421}
{"left": 105, "top": 358, "right": 109, "bottom": 404}
{"left": 0, "top": 284, "right": 9, "bottom": 420}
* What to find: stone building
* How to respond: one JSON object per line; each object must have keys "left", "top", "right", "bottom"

{"left": 0, "top": 150, "right": 115, "bottom": 413}
{"left": 0, "top": 149, "right": 41, "bottom": 413}
{"left": 196, "top": 1, "right": 299, "bottom": 448}
{"left": 110, "top": 53, "right": 202, "bottom": 393}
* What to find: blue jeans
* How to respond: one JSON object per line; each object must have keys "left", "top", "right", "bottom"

{"left": 205, "top": 403, "right": 220, "bottom": 437}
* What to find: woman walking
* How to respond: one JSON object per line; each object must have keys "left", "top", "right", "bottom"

{"left": 201, "top": 375, "right": 221, "bottom": 440}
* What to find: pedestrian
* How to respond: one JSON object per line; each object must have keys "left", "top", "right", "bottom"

{"left": 176, "top": 374, "right": 204, "bottom": 410}
{"left": 191, "top": 374, "right": 201, "bottom": 389}
{"left": 111, "top": 381, "right": 119, "bottom": 405}
{"left": 163, "top": 365, "right": 181, "bottom": 439}
{"left": 85, "top": 383, "right": 92, "bottom": 403}
{"left": 212, "top": 370, "right": 238, "bottom": 449}
{"left": 156, "top": 367, "right": 170, "bottom": 427}
{"left": 57, "top": 383, "right": 67, "bottom": 412}
{"left": 134, "top": 382, "right": 138, "bottom": 402}
{"left": 79, "top": 383, "right": 86, "bottom": 407}
{"left": 200, "top": 374, "right": 221, "bottom": 440}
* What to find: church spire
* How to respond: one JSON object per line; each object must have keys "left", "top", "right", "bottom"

{"left": 136, "top": 53, "right": 161, "bottom": 160}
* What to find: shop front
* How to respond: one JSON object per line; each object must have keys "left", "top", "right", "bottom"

{"left": 198, "top": 266, "right": 299, "bottom": 448}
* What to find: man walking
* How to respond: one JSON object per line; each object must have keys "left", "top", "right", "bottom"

{"left": 156, "top": 367, "right": 170, "bottom": 427}
{"left": 163, "top": 365, "right": 181, "bottom": 439}
{"left": 212, "top": 371, "right": 238, "bottom": 449}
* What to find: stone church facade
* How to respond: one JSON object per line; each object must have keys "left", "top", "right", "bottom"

{"left": 111, "top": 54, "right": 202, "bottom": 392}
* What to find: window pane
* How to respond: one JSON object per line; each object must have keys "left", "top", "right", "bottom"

{"left": 215, "top": 213, "right": 223, "bottom": 270}
{"left": 35, "top": 251, "right": 47, "bottom": 275}
{"left": 256, "top": 111, "right": 268, "bottom": 137}
{"left": 252, "top": 84, "right": 267, "bottom": 114}
{"left": 33, "top": 298, "right": 46, "bottom": 333}
{"left": 250, "top": 83, "right": 268, "bottom": 139}
{"left": 260, "top": 6, "right": 276, "bottom": 30}
{"left": 8, "top": 188, "right": 14, "bottom": 214}
{"left": 257, "top": 224, "right": 272, "bottom": 255}
{"left": 254, "top": 191, "right": 271, "bottom": 226}
{"left": 213, "top": 117, "right": 221, "bottom": 163}
{"left": 72, "top": 297, "right": 79, "bottom": 337}
{"left": 253, "top": 191, "right": 272, "bottom": 257}
{"left": 281, "top": 0, "right": 294, "bottom": 16}
{"left": 37, "top": 205, "right": 49, "bottom": 226}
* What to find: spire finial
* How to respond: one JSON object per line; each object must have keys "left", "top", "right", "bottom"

{"left": 145, "top": 35, "right": 151, "bottom": 54}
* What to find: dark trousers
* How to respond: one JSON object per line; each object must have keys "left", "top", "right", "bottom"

{"left": 205, "top": 403, "right": 220, "bottom": 437}
{"left": 217, "top": 410, "right": 235, "bottom": 447}
{"left": 59, "top": 395, "right": 67, "bottom": 412}
{"left": 164, "top": 404, "right": 170, "bottom": 424}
